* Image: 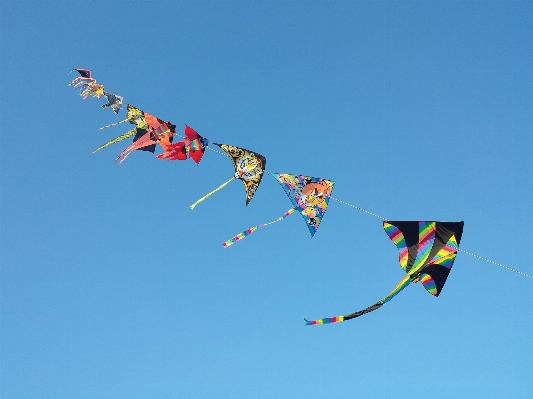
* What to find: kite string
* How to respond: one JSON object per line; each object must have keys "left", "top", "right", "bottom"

{"left": 327, "top": 198, "right": 533, "bottom": 280}
{"left": 153, "top": 130, "right": 533, "bottom": 282}
{"left": 330, "top": 197, "right": 388, "bottom": 221}
{"left": 458, "top": 249, "right": 533, "bottom": 279}
{"left": 206, "top": 146, "right": 227, "bottom": 156}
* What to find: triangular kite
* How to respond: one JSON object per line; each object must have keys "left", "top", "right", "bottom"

{"left": 222, "top": 173, "right": 334, "bottom": 247}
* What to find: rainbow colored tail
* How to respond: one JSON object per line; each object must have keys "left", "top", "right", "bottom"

{"left": 222, "top": 208, "right": 296, "bottom": 248}
{"left": 305, "top": 301, "right": 383, "bottom": 326}
{"left": 304, "top": 316, "right": 345, "bottom": 325}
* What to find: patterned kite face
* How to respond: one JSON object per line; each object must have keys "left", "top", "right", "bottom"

{"left": 215, "top": 144, "right": 266, "bottom": 205}
{"left": 126, "top": 104, "right": 146, "bottom": 126}
{"left": 384, "top": 221, "right": 464, "bottom": 297}
{"left": 272, "top": 173, "right": 334, "bottom": 237}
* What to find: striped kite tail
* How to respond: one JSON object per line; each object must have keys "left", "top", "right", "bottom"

{"left": 304, "top": 316, "right": 345, "bottom": 326}
{"left": 305, "top": 301, "right": 383, "bottom": 326}
{"left": 222, "top": 208, "right": 296, "bottom": 248}
{"left": 99, "top": 119, "right": 128, "bottom": 130}
{"left": 305, "top": 273, "right": 413, "bottom": 326}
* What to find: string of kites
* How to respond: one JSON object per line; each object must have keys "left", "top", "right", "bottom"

{"left": 69, "top": 68, "right": 531, "bottom": 326}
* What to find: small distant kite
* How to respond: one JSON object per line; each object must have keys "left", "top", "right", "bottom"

{"left": 190, "top": 144, "right": 266, "bottom": 209}
{"left": 157, "top": 125, "right": 208, "bottom": 164}
{"left": 72, "top": 68, "right": 92, "bottom": 79}
{"left": 101, "top": 92, "right": 124, "bottom": 115}
{"left": 94, "top": 105, "right": 160, "bottom": 153}
{"left": 69, "top": 68, "right": 104, "bottom": 99}
{"left": 305, "top": 220, "right": 464, "bottom": 325}
{"left": 223, "top": 173, "right": 334, "bottom": 247}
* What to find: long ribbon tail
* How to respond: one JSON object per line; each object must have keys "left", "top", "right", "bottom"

{"left": 222, "top": 208, "right": 296, "bottom": 248}
{"left": 305, "top": 274, "right": 412, "bottom": 326}
{"left": 69, "top": 76, "right": 93, "bottom": 87}
{"left": 190, "top": 177, "right": 235, "bottom": 210}
{"left": 93, "top": 128, "right": 136, "bottom": 153}
{"left": 115, "top": 135, "right": 155, "bottom": 165}
{"left": 99, "top": 119, "right": 128, "bottom": 130}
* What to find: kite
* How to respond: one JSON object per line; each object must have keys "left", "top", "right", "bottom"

{"left": 190, "top": 144, "right": 266, "bottom": 209}
{"left": 223, "top": 173, "right": 334, "bottom": 247}
{"left": 72, "top": 68, "right": 92, "bottom": 79}
{"left": 69, "top": 68, "right": 104, "bottom": 99}
{"left": 305, "top": 220, "right": 464, "bottom": 325}
{"left": 115, "top": 119, "right": 176, "bottom": 164}
{"left": 156, "top": 125, "right": 208, "bottom": 164}
{"left": 94, "top": 105, "right": 160, "bottom": 153}
{"left": 101, "top": 92, "right": 124, "bottom": 115}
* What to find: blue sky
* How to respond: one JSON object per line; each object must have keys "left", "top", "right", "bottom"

{"left": 1, "top": 2, "right": 532, "bottom": 398}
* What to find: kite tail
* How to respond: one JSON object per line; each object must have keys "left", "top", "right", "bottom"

{"left": 304, "top": 316, "right": 345, "bottom": 325}
{"left": 190, "top": 177, "right": 235, "bottom": 210}
{"left": 93, "top": 129, "right": 137, "bottom": 153}
{"left": 305, "top": 275, "right": 412, "bottom": 326}
{"left": 99, "top": 119, "right": 128, "bottom": 130}
{"left": 222, "top": 208, "right": 296, "bottom": 248}
{"left": 304, "top": 302, "right": 383, "bottom": 326}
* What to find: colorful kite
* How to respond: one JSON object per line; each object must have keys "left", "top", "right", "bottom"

{"left": 94, "top": 105, "right": 160, "bottom": 153}
{"left": 305, "top": 220, "right": 464, "bottom": 325}
{"left": 190, "top": 144, "right": 266, "bottom": 209}
{"left": 157, "top": 125, "right": 208, "bottom": 164}
{"left": 101, "top": 92, "right": 124, "bottom": 115}
{"left": 223, "top": 173, "right": 334, "bottom": 247}
{"left": 69, "top": 68, "right": 104, "bottom": 99}
{"left": 115, "top": 120, "right": 176, "bottom": 164}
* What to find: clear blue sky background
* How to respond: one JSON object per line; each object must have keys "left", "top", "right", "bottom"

{"left": 1, "top": 2, "right": 532, "bottom": 398}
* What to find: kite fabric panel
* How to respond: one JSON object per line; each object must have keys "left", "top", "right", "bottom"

{"left": 305, "top": 220, "right": 464, "bottom": 325}
{"left": 216, "top": 144, "right": 267, "bottom": 206}
{"left": 156, "top": 125, "right": 208, "bottom": 164}
{"left": 272, "top": 173, "right": 334, "bottom": 237}
{"left": 73, "top": 68, "right": 92, "bottom": 78}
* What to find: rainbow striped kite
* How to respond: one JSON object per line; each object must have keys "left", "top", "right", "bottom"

{"left": 305, "top": 220, "right": 464, "bottom": 325}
